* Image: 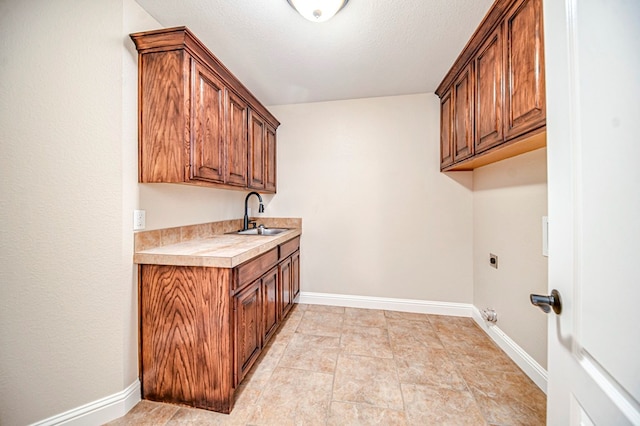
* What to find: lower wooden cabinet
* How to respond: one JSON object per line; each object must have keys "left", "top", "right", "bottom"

{"left": 279, "top": 250, "right": 301, "bottom": 317}
{"left": 279, "top": 256, "right": 292, "bottom": 316}
{"left": 139, "top": 236, "right": 300, "bottom": 413}
{"left": 234, "top": 281, "right": 262, "bottom": 384}
{"left": 292, "top": 250, "right": 300, "bottom": 300}
{"left": 261, "top": 266, "right": 279, "bottom": 346}
{"left": 139, "top": 265, "right": 235, "bottom": 413}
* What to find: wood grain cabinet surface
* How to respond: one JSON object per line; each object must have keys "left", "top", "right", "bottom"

{"left": 130, "top": 27, "right": 279, "bottom": 193}
{"left": 436, "top": 0, "right": 546, "bottom": 171}
{"left": 452, "top": 63, "right": 475, "bottom": 163}
{"left": 139, "top": 236, "right": 300, "bottom": 413}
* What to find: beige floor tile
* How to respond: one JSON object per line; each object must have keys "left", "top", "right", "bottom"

{"left": 113, "top": 308, "right": 546, "bottom": 426}
{"left": 340, "top": 325, "right": 393, "bottom": 359}
{"left": 460, "top": 368, "right": 546, "bottom": 425}
{"left": 387, "top": 318, "right": 444, "bottom": 349}
{"left": 278, "top": 333, "right": 341, "bottom": 373}
{"left": 327, "top": 401, "right": 407, "bottom": 426}
{"left": 248, "top": 367, "right": 333, "bottom": 426}
{"left": 449, "top": 342, "right": 521, "bottom": 373}
{"left": 401, "top": 383, "right": 487, "bottom": 425}
{"left": 344, "top": 307, "right": 388, "bottom": 328}
{"left": 428, "top": 313, "right": 477, "bottom": 329}
{"left": 243, "top": 341, "right": 287, "bottom": 389}
{"left": 431, "top": 315, "right": 491, "bottom": 351}
{"left": 333, "top": 354, "right": 404, "bottom": 410}
{"left": 384, "top": 310, "right": 431, "bottom": 322}
{"left": 296, "top": 310, "right": 344, "bottom": 337}
{"left": 104, "top": 400, "right": 178, "bottom": 425}
{"left": 291, "top": 302, "right": 309, "bottom": 312}
{"left": 394, "top": 345, "right": 467, "bottom": 391}
{"left": 166, "top": 405, "right": 248, "bottom": 425}
{"left": 270, "top": 310, "right": 303, "bottom": 345}
{"left": 306, "top": 304, "right": 345, "bottom": 314}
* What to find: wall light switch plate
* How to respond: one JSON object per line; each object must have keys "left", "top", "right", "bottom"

{"left": 133, "top": 210, "right": 146, "bottom": 230}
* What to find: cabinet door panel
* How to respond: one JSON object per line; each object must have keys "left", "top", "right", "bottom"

{"left": 440, "top": 90, "right": 454, "bottom": 169}
{"left": 265, "top": 125, "right": 276, "bottom": 193}
{"left": 262, "top": 267, "right": 279, "bottom": 344}
{"left": 279, "top": 257, "right": 292, "bottom": 317}
{"left": 453, "top": 64, "right": 474, "bottom": 162}
{"left": 191, "top": 59, "right": 225, "bottom": 183}
{"left": 504, "top": 0, "right": 545, "bottom": 139}
{"left": 227, "top": 91, "right": 248, "bottom": 186}
{"left": 234, "top": 281, "right": 261, "bottom": 383}
{"left": 291, "top": 251, "right": 300, "bottom": 300}
{"left": 248, "top": 111, "right": 265, "bottom": 190}
{"left": 475, "top": 27, "right": 504, "bottom": 153}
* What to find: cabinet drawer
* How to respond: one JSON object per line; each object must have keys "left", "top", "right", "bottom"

{"left": 234, "top": 248, "right": 278, "bottom": 291}
{"left": 279, "top": 236, "right": 300, "bottom": 260}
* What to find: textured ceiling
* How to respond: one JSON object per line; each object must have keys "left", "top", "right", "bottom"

{"left": 134, "top": 0, "right": 494, "bottom": 106}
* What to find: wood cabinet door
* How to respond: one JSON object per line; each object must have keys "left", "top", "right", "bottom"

{"left": 291, "top": 250, "right": 300, "bottom": 299}
{"left": 234, "top": 281, "right": 261, "bottom": 383}
{"left": 504, "top": 0, "right": 546, "bottom": 140}
{"left": 226, "top": 90, "right": 248, "bottom": 187}
{"left": 440, "top": 89, "right": 454, "bottom": 169}
{"left": 265, "top": 125, "right": 277, "bottom": 193}
{"left": 279, "top": 256, "right": 292, "bottom": 317}
{"left": 262, "top": 266, "right": 279, "bottom": 344}
{"left": 452, "top": 63, "right": 474, "bottom": 163}
{"left": 248, "top": 110, "right": 265, "bottom": 190}
{"left": 190, "top": 59, "right": 225, "bottom": 183}
{"left": 475, "top": 26, "right": 504, "bottom": 153}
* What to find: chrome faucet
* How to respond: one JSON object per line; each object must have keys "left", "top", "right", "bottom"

{"left": 243, "top": 191, "right": 264, "bottom": 230}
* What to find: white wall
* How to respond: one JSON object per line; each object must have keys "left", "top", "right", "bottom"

{"left": 473, "top": 148, "right": 548, "bottom": 368}
{"left": 267, "top": 95, "right": 474, "bottom": 302}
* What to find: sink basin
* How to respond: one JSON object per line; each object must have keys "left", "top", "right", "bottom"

{"left": 236, "top": 227, "right": 289, "bottom": 236}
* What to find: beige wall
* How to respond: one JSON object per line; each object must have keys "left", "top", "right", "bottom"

{"left": 1, "top": 0, "right": 128, "bottom": 424}
{"left": 267, "top": 95, "right": 474, "bottom": 302}
{"left": 473, "top": 148, "right": 549, "bottom": 368}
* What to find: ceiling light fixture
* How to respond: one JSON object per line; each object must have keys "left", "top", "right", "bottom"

{"left": 287, "top": 0, "right": 350, "bottom": 23}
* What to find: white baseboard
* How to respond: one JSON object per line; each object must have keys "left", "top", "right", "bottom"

{"left": 299, "top": 291, "right": 473, "bottom": 317}
{"left": 471, "top": 306, "right": 548, "bottom": 393}
{"left": 32, "top": 379, "right": 140, "bottom": 426}
{"left": 298, "top": 292, "right": 548, "bottom": 394}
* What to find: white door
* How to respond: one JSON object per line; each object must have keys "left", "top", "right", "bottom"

{"left": 543, "top": 0, "right": 640, "bottom": 424}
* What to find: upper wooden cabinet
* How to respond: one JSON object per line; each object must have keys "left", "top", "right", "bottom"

{"left": 130, "top": 27, "right": 279, "bottom": 193}
{"left": 436, "top": 0, "right": 546, "bottom": 171}
{"left": 504, "top": 0, "right": 546, "bottom": 140}
{"left": 475, "top": 26, "right": 504, "bottom": 153}
{"left": 452, "top": 63, "right": 475, "bottom": 163}
{"left": 247, "top": 110, "right": 277, "bottom": 192}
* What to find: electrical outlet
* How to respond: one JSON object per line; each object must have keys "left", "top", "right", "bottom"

{"left": 489, "top": 253, "right": 498, "bottom": 269}
{"left": 133, "top": 210, "right": 146, "bottom": 230}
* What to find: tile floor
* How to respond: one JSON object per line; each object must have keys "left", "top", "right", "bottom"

{"left": 106, "top": 304, "right": 546, "bottom": 425}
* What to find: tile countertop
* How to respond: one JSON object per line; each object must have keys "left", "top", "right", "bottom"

{"left": 133, "top": 218, "right": 302, "bottom": 268}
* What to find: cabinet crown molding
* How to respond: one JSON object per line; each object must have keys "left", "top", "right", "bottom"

{"left": 130, "top": 26, "right": 279, "bottom": 128}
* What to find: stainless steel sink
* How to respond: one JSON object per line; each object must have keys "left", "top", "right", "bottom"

{"left": 236, "top": 227, "right": 289, "bottom": 236}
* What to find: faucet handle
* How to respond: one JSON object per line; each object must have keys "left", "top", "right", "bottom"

{"left": 248, "top": 220, "right": 257, "bottom": 229}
